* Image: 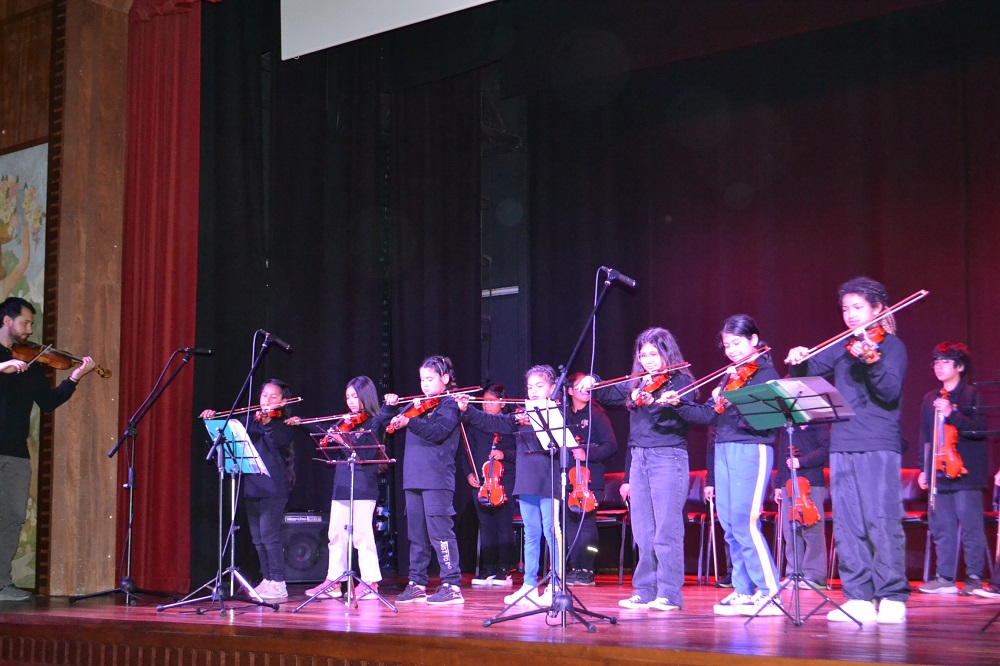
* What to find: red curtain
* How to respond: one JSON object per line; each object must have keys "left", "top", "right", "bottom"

{"left": 117, "top": 0, "right": 207, "bottom": 593}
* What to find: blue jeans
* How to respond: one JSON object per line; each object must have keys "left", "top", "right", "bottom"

{"left": 518, "top": 495, "right": 561, "bottom": 586}
{"left": 629, "top": 446, "right": 688, "bottom": 607}
{"left": 715, "top": 442, "right": 779, "bottom": 596}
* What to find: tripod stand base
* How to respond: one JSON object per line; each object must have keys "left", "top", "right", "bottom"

{"left": 743, "top": 574, "right": 862, "bottom": 627}
{"left": 156, "top": 567, "right": 278, "bottom": 614}
{"left": 293, "top": 572, "right": 397, "bottom": 613}
{"left": 69, "top": 577, "right": 176, "bottom": 606}
{"left": 481, "top": 575, "right": 616, "bottom": 633}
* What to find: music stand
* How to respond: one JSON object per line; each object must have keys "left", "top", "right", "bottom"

{"left": 156, "top": 418, "right": 278, "bottom": 614}
{"left": 720, "top": 377, "right": 862, "bottom": 627}
{"left": 482, "top": 402, "right": 615, "bottom": 632}
{"left": 293, "top": 430, "right": 396, "bottom": 613}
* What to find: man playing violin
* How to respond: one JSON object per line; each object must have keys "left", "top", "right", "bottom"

{"left": 0, "top": 296, "right": 96, "bottom": 601}
{"left": 785, "top": 277, "right": 909, "bottom": 624}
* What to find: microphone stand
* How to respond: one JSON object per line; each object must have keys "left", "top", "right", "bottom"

{"left": 158, "top": 337, "right": 282, "bottom": 614}
{"left": 70, "top": 349, "right": 197, "bottom": 606}
{"left": 483, "top": 270, "right": 620, "bottom": 632}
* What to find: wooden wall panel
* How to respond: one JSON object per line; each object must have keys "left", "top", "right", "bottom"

{"left": 0, "top": 2, "right": 52, "bottom": 151}
{"left": 43, "top": 0, "right": 127, "bottom": 595}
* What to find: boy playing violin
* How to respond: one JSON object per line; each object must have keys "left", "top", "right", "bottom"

{"left": 916, "top": 342, "right": 990, "bottom": 596}
{"left": 785, "top": 276, "right": 909, "bottom": 624}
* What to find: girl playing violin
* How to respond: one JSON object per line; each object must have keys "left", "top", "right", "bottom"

{"left": 460, "top": 383, "right": 518, "bottom": 587}
{"left": 666, "top": 314, "right": 782, "bottom": 616}
{"left": 200, "top": 379, "right": 297, "bottom": 600}
{"left": 303, "top": 376, "right": 386, "bottom": 601}
{"left": 457, "top": 365, "right": 563, "bottom": 607}
{"left": 575, "top": 327, "right": 695, "bottom": 612}
{"left": 564, "top": 372, "right": 618, "bottom": 587}
{"left": 916, "top": 342, "right": 989, "bottom": 596}
{"left": 381, "top": 356, "right": 464, "bottom": 605}
{"left": 785, "top": 276, "right": 909, "bottom": 624}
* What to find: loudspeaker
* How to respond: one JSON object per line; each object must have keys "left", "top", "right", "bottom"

{"left": 281, "top": 512, "right": 330, "bottom": 583}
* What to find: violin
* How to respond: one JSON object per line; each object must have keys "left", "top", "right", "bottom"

{"left": 929, "top": 389, "right": 967, "bottom": 509}
{"left": 671, "top": 347, "right": 770, "bottom": 403}
{"left": 634, "top": 373, "right": 671, "bottom": 407}
{"left": 386, "top": 396, "right": 441, "bottom": 433}
{"left": 785, "top": 290, "right": 928, "bottom": 366}
{"left": 203, "top": 396, "right": 303, "bottom": 419}
{"left": 845, "top": 323, "right": 886, "bottom": 364}
{"left": 10, "top": 341, "right": 111, "bottom": 379}
{"left": 785, "top": 477, "right": 820, "bottom": 526}
{"left": 713, "top": 361, "right": 759, "bottom": 413}
{"left": 567, "top": 436, "right": 598, "bottom": 514}
{"left": 477, "top": 433, "right": 507, "bottom": 507}
{"left": 319, "top": 411, "right": 370, "bottom": 446}
{"left": 588, "top": 362, "right": 691, "bottom": 391}
{"left": 255, "top": 406, "right": 287, "bottom": 422}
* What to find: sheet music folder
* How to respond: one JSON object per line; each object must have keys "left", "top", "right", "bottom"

{"left": 721, "top": 376, "right": 855, "bottom": 430}
{"left": 204, "top": 418, "right": 270, "bottom": 476}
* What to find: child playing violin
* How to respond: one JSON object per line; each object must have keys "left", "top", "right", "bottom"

{"left": 461, "top": 383, "right": 517, "bottom": 587}
{"left": 785, "top": 276, "right": 909, "bottom": 624}
{"left": 199, "top": 379, "right": 297, "bottom": 600}
{"left": 916, "top": 342, "right": 990, "bottom": 596}
{"left": 575, "top": 327, "right": 694, "bottom": 612}
{"left": 773, "top": 423, "right": 830, "bottom": 590}
{"left": 302, "top": 376, "right": 386, "bottom": 601}
{"left": 381, "top": 356, "right": 464, "bottom": 605}
{"left": 666, "top": 315, "right": 782, "bottom": 617}
{"left": 456, "top": 365, "right": 563, "bottom": 607}
{"left": 563, "top": 372, "right": 618, "bottom": 586}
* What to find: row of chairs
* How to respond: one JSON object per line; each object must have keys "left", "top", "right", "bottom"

{"left": 593, "top": 469, "right": 1000, "bottom": 586}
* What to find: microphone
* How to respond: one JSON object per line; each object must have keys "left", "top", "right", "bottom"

{"left": 601, "top": 266, "right": 637, "bottom": 288}
{"left": 259, "top": 329, "right": 293, "bottom": 353}
{"left": 179, "top": 347, "right": 214, "bottom": 356}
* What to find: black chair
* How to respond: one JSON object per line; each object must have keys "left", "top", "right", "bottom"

{"left": 595, "top": 472, "right": 630, "bottom": 585}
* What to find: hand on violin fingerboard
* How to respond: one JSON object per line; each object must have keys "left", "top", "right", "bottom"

{"left": 69, "top": 357, "right": 97, "bottom": 382}
{"left": 199, "top": 409, "right": 217, "bottom": 419}
{"left": 390, "top": 415, "right": 409, "bottom": 431}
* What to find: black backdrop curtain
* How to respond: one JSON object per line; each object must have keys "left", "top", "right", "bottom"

{"left": 195, "top": 0, "right": 480, "bottom": 582}
{"left": 527, "top": 2, "right": 1000, "bottom": 474}
{"left": 194, "top": 0, "right": 1000, "bottom": 583}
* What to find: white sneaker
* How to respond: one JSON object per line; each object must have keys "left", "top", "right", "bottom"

{"left": 260, "top": 580, "right": 287, "bottom": 600}
{"left": 876, "top": 599, "right": 906, "bottom": 624}
{"left": 504, "top": 583, "right": 540, "bottom": 605}
{"left": 738, "top": 590, "right": 783, "bottom": 616}
{"left": 489, "top": 574, "right": 514, "bottom": 587}
{"left": 713, "top": 591, "right": 754, "bottom": 616}
{"left": 535, "top": 587, "right": 552, "bottom": 606}
{"left": 305, "top": 580, "right": 342, "bottom": 598}
{"left": 355, "top": 583, "right": 380, "bottom": 601}
{"left": 618, "top": 594, "right": 650, "bottom": 609}
{"left": 648, "top": 597, "right": 680, "bottom": 611}
{"left": 472, "top": 574, "right": 496, "bottom": 586}
{"left": 827, "top": 598, "right": 877, "bottom": 622}
{"left": 254, "top": 579, "right": 273, "bottom": 595}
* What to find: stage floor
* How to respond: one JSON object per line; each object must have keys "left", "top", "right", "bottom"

{"left": 1, "top": 575, "right": 998, "bottom": 666}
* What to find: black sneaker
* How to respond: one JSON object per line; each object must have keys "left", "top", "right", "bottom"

{"left": 575, "top": 569, "right": 595, "bottom": 586}
{"left": 715, "top": 574, "right": 733, "bottom": 588}
{"left": 395, "top": 581, "right": 427, "bottom": 603}
{"left": 971, "top": 584, "right": 1000, "bottom": 599}
{"left": 426, "top": 583, "right": 464, "bottom": 605}
{"left": 565, "top": 569, "right": 581, "bottom": 586}
{"left": 961, "top": 576, "right": 984, "bottom": 596}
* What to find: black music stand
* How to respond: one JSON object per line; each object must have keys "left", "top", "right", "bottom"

{"left": 157, "top": 418, "right": 279, "bottom": 613}
{"left": 293, "top": 430, "right": 396, "bottom": 613}
{"left": 721, "top": 377, "right": 861, "bottom": 628}
{"left": 482, "top": 400, "right": 616, "bottom": 633}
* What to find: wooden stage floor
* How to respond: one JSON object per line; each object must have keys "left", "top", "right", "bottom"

{"left": 1, "top": 575, "right": 998, "bottom": 666}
